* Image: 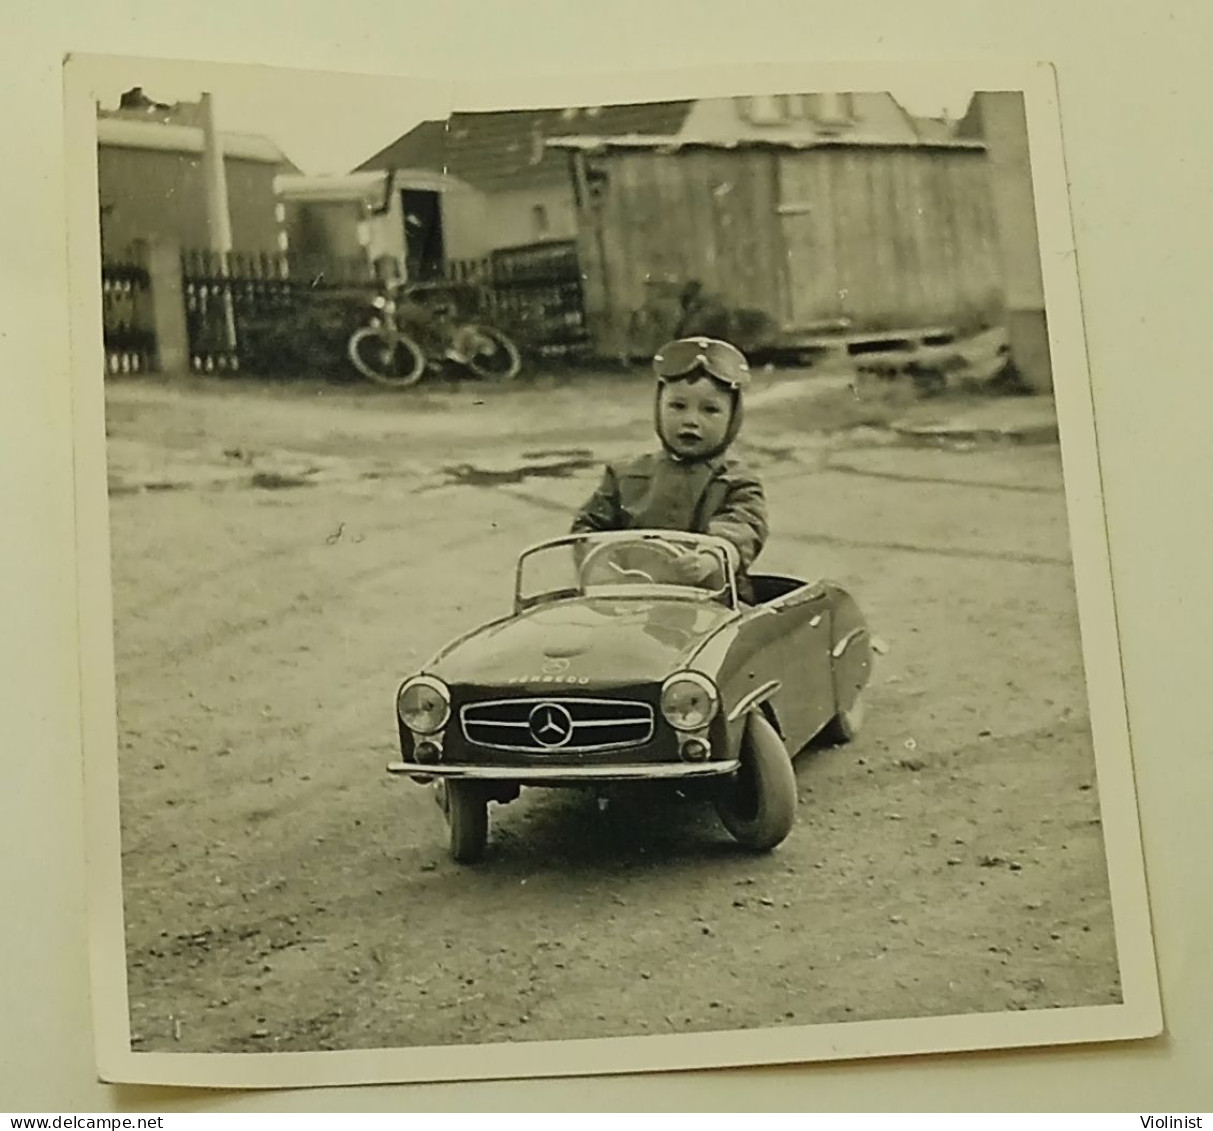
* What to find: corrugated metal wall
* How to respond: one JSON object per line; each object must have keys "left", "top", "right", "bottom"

{"left": 577, "top": 144, "right": 1003, "bottom": 354}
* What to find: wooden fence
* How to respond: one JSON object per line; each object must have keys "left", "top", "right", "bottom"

{"left": 100, "top": 239, "right": 590, "bottom": 377}
{"left": 180, "top": 249, "right": 377, "bottom": 373}
{"left": 101, "top": 249, "right": 157, "bottom": 374}
{"left": 489, "top": 240, "right": 589, "bottom": 357}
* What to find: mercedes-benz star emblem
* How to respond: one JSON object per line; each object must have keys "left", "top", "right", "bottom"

{"left": 529, "top": 702, "right": 574, "bottom": 748}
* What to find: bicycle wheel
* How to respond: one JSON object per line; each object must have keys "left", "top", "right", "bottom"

{"left": 347, "top": 327, "right": 427, "bottom": 388}
{"left": 460, "top": 325, "right": 522, "bottom": 381}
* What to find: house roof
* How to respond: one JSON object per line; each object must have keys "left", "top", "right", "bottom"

{"left": 546, "top": 133, "right": 985, "bottom": 153}
{"left": 275, "top": 171, "right": 390, "bottom": 204}
{"left": 97, "top": 116, "right": 291, "bottom": 166}
{"left": 909, "top": 115, "right": 959, "bottom": 144}
{"left": 355, "top": 101, "right": 695, "bottom": 191}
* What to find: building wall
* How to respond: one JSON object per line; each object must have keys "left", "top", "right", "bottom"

{"left": 484, "top": 182, "right": 578, "bottom": 251}
{"left": 968, "top": 93, "right": 1044, "bottom": 311}
{"left": 959, "top": 92, "right": 1052, "bottom": 391}
{"left": 98, "top": 145, "right": 282, "bottom": 256}
{"left": 435, "top": 182, "right": 492, "bottom": 262}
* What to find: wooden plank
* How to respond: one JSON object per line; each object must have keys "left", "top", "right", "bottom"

{"left": 917, "top": 151, "right": 950, "bottom": 323}
{"left": 724, "top": 151, "right": 753, "bottom": 311}
{"left": 792, "top": 150, "right": 827, "bottom": 328}
{"left": 885, "top": 148, "right": 915, "bottom": 326}
{"left": 816, "top": 150, "right": 842, "bottom": 325}
{"left": 725, "top": 151, "right": 758, "bottom": 312}
{"left": 593, "top": 153, "right": 626, "bottom": 354}
{"left": 662, "top": 149, "right": 697, "bottom": 289}
{"left": 707, "top": 150, "right": 738, "bottom": 304}
{"left": 958, "top": 156, "right": 985, "bottom": 320}
{"left": 970, "top": 153, "right": 1006, "bottom": 316}
{"left": 907, "top": 150, "right": 934, "bottom": 326}
{"left": 628, "top": 150, "right": 655, "bottom": 306}
{"left": 940, "top": 155, "right": 965, "bottom": 321}
{"left": 644, "top": 150, "right": 685, "bottom": 346}
{"left": 690, "top": 150, "right": 720, "bottom": 293}
{"left": 773, "top": 153, "right": 801, "bottom": 327}
{"left": 945, "top": 157, "right": 971, "bottom": 319}
{"left": 775, "top": 153, "right": 807, "bottom": 327}
{"left": 621, "top": 153, "right": 650, "bottom": 339}
{"left": 750, "top": 149, "right": 782, "bottom": 325}
{"left": 794, "top": 151, "right": 827, "bottom": 328}
{"left": 783, "top": 150, "right": 833, "bottom": 328}
{"left": 833, "top": 149, "right": 862, "bottom": 328}
{"left": 861, "top": 149, "right": 890, "bottom": 328}
{"left": 773, "top": 154, "right": 796, "bottom": 325}
{"left": 953, "top": 153, "right": 994, "bottom": 324}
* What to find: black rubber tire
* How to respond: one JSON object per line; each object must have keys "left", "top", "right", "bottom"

{"left": 461, "top": 326, "right": 522, "bottom": 381}
{"left": 821, "top": 689, "right": 866, "bottom": 746}
{"left": 714, "top": 712, "right": 797, "bottom": 851}
{"left": 348, "top": 327, "right": 427, "bottom": 387}
{"left": 444, "top": 780, "right": 489, "bottom": 863}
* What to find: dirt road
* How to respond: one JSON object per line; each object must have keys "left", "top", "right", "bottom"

{"left": 104, "top": 370, "right": 1120, "bottom": 1054}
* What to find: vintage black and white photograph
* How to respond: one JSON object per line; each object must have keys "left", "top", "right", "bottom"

{"left": 65, "top": 54, "right": 1159, "bottom": 1087}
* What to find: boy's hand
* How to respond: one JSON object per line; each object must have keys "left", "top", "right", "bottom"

{"left": 669, "top": 548, "right": 724, "bottom": 586}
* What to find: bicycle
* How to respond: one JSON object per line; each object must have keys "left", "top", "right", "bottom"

{"left": 347, "top": 279, "right": 522, "bottom": 388}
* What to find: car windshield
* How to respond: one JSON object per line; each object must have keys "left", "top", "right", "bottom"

{"left": 516, "top": 531, "right": 736, "bottom": 610}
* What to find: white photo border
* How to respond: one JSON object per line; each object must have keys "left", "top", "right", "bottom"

{"left": 64, "top": 53, "right": 1162, "bottom": 1089}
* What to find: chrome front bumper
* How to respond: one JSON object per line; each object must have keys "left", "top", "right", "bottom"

{"left": 386, "top": 759, "right": 740, "bottom": 783}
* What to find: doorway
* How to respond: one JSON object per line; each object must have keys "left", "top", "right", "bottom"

{"left": 400, "top": 189, "right": 445, "bottom": 281}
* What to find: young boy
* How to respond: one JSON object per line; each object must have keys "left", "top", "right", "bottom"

{"left": 570, "top": 337, "right": 767, "bottom": 602}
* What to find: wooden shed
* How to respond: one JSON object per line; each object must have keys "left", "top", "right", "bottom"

{"left": 551, "top": 135, "right": 1004, "bottom": 357}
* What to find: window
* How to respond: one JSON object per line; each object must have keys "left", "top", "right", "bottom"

{"left": 809, "top": 92, "right": 856, "bottom": 125}
{"left": 532, "top": 204, "right": 550, "bottom": 237}
{"left": 745, "top": 94, "right": 787, "bottom": 124}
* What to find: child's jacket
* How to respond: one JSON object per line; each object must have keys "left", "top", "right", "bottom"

{"left": 570, "top": 450, "right": 768, "bottom": 575}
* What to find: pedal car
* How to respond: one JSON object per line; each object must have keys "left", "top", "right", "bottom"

{"left": 387, "top": 529, "right": 873, "bottom": 862}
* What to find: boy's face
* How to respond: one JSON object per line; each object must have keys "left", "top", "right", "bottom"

{"left": 658, "top": 375, "right": 733, "bottom": 458}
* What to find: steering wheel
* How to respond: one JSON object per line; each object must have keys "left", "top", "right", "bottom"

{"left": 578, "top": 539, "right": 684, "bottom": 587}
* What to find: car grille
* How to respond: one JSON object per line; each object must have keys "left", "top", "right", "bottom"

{"left": 460, "top": 697, "right": 654, "bottom": 753}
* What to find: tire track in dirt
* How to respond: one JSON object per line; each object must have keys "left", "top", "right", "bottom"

{"left": 113, "top": 480, "right": 447, "bottom": 619}
{"left": 822, "top": 453, "right": 1065, "bottom": 494}
{"left": 777, "top": 529, "right": 1071, "bottom": 568}
{"left": 116, "top": 486, "right": 535, "bottom": 682}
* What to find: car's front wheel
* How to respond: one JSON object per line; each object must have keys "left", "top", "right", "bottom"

{"left": 714, "top": 712, "right": 797, "bottom": 851}
{"left": 441, "top": 780, "right": 489, "bottom": 863}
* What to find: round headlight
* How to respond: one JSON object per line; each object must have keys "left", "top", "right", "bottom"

{"left": 660, "top": 672, "right": 719, "bottom": 731}
{"left": 397, "top": 675, "right": 451, "bottom": 735}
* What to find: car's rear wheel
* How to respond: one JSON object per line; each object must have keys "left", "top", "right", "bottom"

{"left": 442, "top": 780, "right": 489, "bottom": 863}
{"left": 821, "top": 688, "right": 865, "bottom": 745}
{"left": 714, "top": 712, "right": 797, "bottom": 851}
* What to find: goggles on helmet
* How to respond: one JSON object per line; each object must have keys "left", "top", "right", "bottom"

{"left": 653, "top": 337, "right": 751, "bottom": 391}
